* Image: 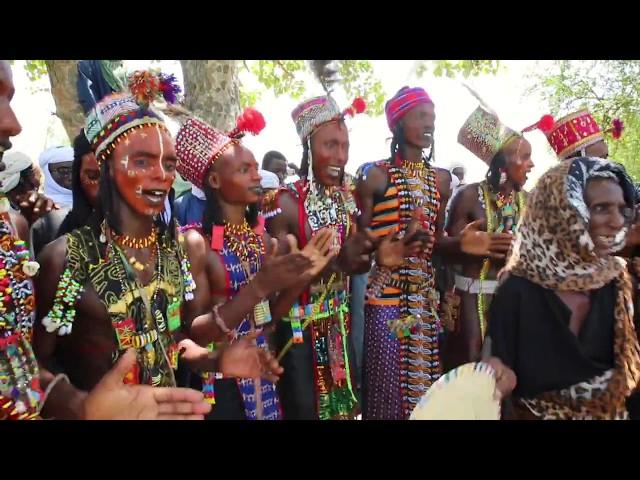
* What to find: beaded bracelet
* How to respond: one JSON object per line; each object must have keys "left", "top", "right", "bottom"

{"left": 212, "top": 304, "right": 231, "bottom": 334}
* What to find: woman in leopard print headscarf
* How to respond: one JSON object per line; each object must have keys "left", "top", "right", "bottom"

{"left": 488, "top": 157, "right": 640, "bottom": 420}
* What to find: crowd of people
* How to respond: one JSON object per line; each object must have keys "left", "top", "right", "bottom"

{"left": 1, "top": 58, "right": 639, "bottom": 420}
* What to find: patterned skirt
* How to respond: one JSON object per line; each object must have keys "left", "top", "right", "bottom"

{"left": 362, "top": 304, "right": 404, "bottom": 420}
{"left": 363, "top": 303, "right": 442, "bottom": 420}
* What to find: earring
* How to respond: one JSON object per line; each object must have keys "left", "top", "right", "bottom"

{"left": 499, "top": 169, "right": 507, "bottom": 185}
{"left": 99, "top": 220, "right": 107, "bottom": 243}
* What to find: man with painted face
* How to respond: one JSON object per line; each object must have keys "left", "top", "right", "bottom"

{"left": 263, "top": 84, "right": 377, "bottom": 419}
{"left": 0, "top": 60, "right": 220, "bottom": 420}
{"left": 32, "top": 72, "right": 284, "bottom": 400}
{"left": 443, "top": 94, "right": 540, "bottom": 371}
{"left": 488, "top": 158, "right": 640, "bottom": 419}
{"left": 175, "top": 110, "right": 336, "bottom": 419}
{"left": 30, "top": 130, "right": 101, "bottom": 257}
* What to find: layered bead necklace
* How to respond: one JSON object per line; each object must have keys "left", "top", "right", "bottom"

{"left": 111, "top": 226, "right": 158, "bottom": 272}
{"left": 477, "top": 181, "right": 525, "bottom": 339}
{"left": 0, "top": 196, "right": 41, "bottom": 419}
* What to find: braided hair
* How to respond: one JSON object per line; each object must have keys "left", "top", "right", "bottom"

{"left": 58, "top": 131, "right": 96, "bottom": 236}
{"left": 388, "top": 123, "right": 434, "bottom": 166}
{"left": 300, "top": 139, "right": 311, "bottom": 179}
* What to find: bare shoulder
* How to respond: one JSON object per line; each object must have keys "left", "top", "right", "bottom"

{"left": 276, "top": 189, "right": 299, "bottom": 214}
{"left": 457, "top": 182, "right": 482, "bottom": 200}
{"left": 183, "top": 228, "right": 208, "bottom": 260}
{"left": 357, "top": 162, "right": 388, "bottom": 184}
{"left": 434, "top": 166, "right": 452, "bottom": 183}
{"left": 36, "top": 235, "right": 69, "bottom": 286}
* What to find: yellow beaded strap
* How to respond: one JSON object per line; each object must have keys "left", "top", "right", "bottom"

{"left": 477, "top": 183, "right": 525, "bottom": 340}
{"left": 277, "top": 273, "right": 336, "bottom": 362}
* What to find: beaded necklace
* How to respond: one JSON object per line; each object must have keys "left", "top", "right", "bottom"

{"left": 388, "top": 156, "right": 442, "bottom": 415}
{"left": 43, "top": 226, "right": 196, "bottom": 338}
{"left": 302, "top": 178, "right": 357, "bottom": 249}
{"left": 213, "top": 221, "right": 280, "bottom": 420}
{"left": 111, "top": 226, "right": 158, "bottom": 249}
{"left": 110, "top": 238, "right": 179, "bottom": 387}
{"left": 0, "top": 198, "right": 42, "bottom": 420}
{"left": 387, "top": 158, "right": 440, "bottom": 323}
{"left": 477, "top": 181, "right": 525, "bottom": 339}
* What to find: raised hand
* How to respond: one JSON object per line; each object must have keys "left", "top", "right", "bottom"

{"left": 218, "top": 330, "right": 284, "bottom": 383}
{"left": 300, "top": 228, "right": 339, "bottom": 278}
{"left": 254, "top": 235, "right": 313, "bottom": 296}
{"left": 83, "top": 349, "right": 212, "bottom": 420}
{"left": 460, "top": 219, "right": 513, "bottom": 260}
{"left": 18, "top": 192, "right": 57, "bottom": 224}
{"left": 375, "top": 221, "right": 432, "bottom": 267}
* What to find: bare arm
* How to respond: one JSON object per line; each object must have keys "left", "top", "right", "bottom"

{"left": 184, "top": 229, "right": 265, "bottom": 346}
{"left": 32, "top": 237, "right": 69, "bottom": 375}
{"left": 355, "top": 164, "right": 387, "bottom": 229}
{"left": 441, "top": 183, "right": 482, "bottom": 263}
{"left": 432, "top": 168, "right": 464, "bottom": 256}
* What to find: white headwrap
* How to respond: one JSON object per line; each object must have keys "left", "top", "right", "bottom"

{"left": 0, "top": 151, "right": 32, "bottom": 193}
{"left": 259, "top": 169, "right": 279, "bottom": 190}
{"left": 38, "top": 146, "right": 74, "bottom": 208}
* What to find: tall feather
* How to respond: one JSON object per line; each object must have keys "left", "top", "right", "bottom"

{"left": 461, "top": 83, "right": 496, "bottom": 114}
{"left": 308, "top": 60, "right": 340, "bottom": 93}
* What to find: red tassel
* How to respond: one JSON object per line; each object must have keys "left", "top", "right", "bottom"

{"left": 234, "top": 108, "right": 266, "bottom": 136}
{"left": 211, "top": 225, "right": 224, "bottom": 251}
{"left": 537, "top": 114, "right": 555, "bottom": 133}
{"left": 253, "top": 216, "right": 265, "bottom": 235}
{"left": 612, "top": 118, "right": 624, "bottom": 140}
{"left": 522, "top": 114, "right": 555, "bottom": 133}
{"left": 343, "top": 97, "right": 367, "bottom": 117}
{"left": 352, "top": 97, "right": 366, "bottom": 114}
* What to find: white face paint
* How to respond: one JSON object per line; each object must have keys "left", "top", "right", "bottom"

{"left": 156, "top": 126, "right": 166, "bottom": 181}
{"left": 121, "top": 154, "right": 129, "bottom": 169}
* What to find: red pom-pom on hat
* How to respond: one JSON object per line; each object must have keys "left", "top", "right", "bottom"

{"left": 537, "top": 114, "right": 555, "bottom": 133}
{"left": 343, "top": 97, "right": 367, "bottom": 117}
{"left": 352, "top": 97, "right": 366, "bottom": 114}
{"left": 230, "top": 108, "right": 266, "bottom": 138}
{"left": 612, "top": 118, "right": 624, "bottom": 140}
{"left": 522, "top": 114, "right": 555, "bottom": 133}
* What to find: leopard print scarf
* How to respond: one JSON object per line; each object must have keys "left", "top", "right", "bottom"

{"left": 507, "top": 157, "right": 640, "bottom": 419}
{"left": 507, "top": 158, "right": 634, "bottom": 291}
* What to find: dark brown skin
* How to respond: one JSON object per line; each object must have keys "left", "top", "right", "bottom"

{"left": 267, "top": 120, "right": 374, "bottom": 282}
{"left": 556, "top": 178, "right": 630, "bottom": 335}
{"left": 182, "top": 144, "right": 336, "bottom": 347}
{"left": 6, "top": 165, "right": 40, "bottom": 205}
{"left": 264, "top": 156, "right": 288, "bottom": 186}
{"left": 79, "top": 151, "right": 100, "bottom": 207}
{"left": 444, "top": 137, "right": 534, "bottom": 365}
{"left": 48, "top": 161, "right": 73, "bottom": 190}
{"left": 33, "top": 125, "right": 180, "bottom": 390}
{"left": 357, "top": 103, "right": 454, "bottom": 259}
{"left": 1, "top": 60, "right": 215, "bottom": 419}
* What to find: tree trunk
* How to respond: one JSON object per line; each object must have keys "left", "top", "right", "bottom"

{"left": 45, "top": 60, "right": 85, "bottom": 142}
{"left": 179, "top": 60, "right": 241, "bottom": 130}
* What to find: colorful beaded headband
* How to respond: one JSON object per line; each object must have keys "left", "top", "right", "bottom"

{"left": 84, "top": 70, "right": 181, "bottom": 166}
